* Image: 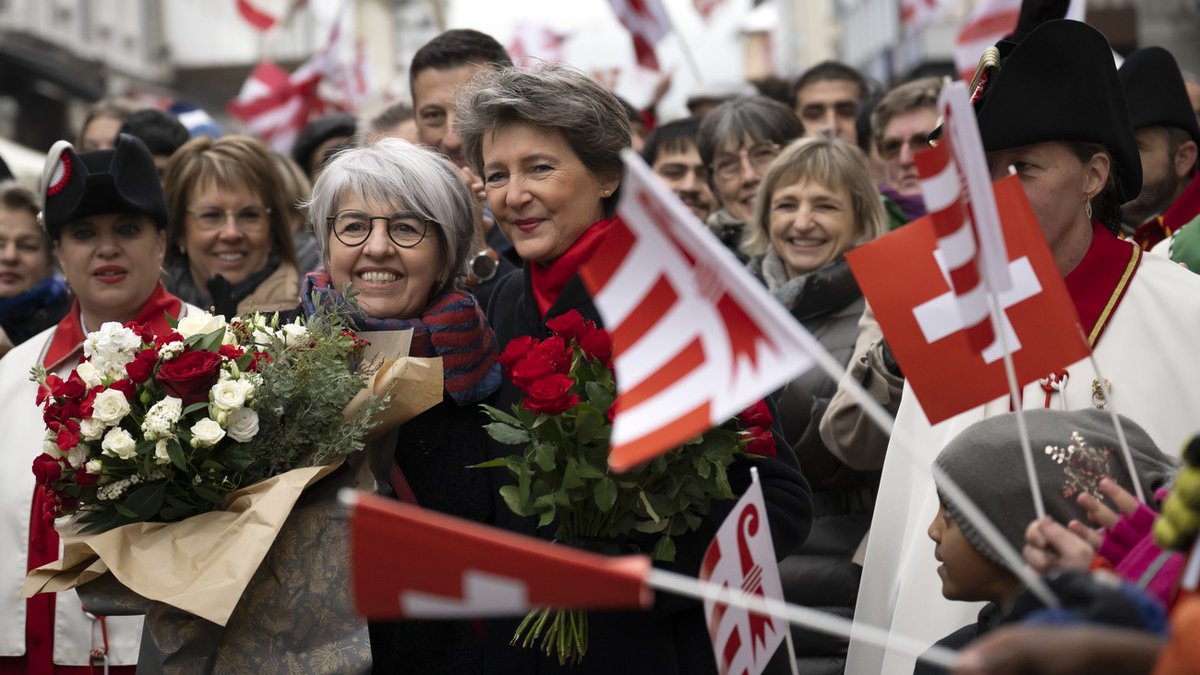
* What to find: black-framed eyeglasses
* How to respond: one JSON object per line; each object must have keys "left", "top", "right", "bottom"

{"left": 327, "top": 210, "right": 432, "bottom": 248}
{"left": 878, "top": 133, "right": 934, "bottom": 161}
{"left": 711, "top": 143, "right": 782, "bottom": 181}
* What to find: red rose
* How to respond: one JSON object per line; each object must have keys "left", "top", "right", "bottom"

{"left": 247, "top": 350, "right": 271, "bottom": 372}
{"left": 498, "top": 336, "right": 538, "bottom": 372}
{"left": 533, "top": 336, "right": 573, "bottom": 375}
{"left": 510, "top": 354, "right": 556, "bottom": 391}
{"left": 108, "top": 378, "right": 136, "bottom": 401}
{"left": 578, "top": 327, "right": 613, "bottom": 365}
{"left": 744, "top": 426, "right": 778, "bottom": 457}
{"left": 153, "top": 331, "right": 184, "bottom": 348}
{"left": 123, "top": 321, "right": 154, "bottom": 344}
{"left": 545, "top": 310, "right": 589, "bottom": 343}
{"left": 219, "top": 344, "right": 244, "bottom": 360}
{"left": 125, "top": 348, "right": 159, "bottom": 384}
{"left": 32, "top": 454, "right": 64, "bottom": 485}
{"left": 522, "top": 374, "right": 580, "bottom": 416}
{"left": 155, "top": 349, "right": 223, "bottom": 405}
{"left": 738, "top": 400, "right": 774, "bottom": 429}
{"left": 74, "top": 465, "right": 99, "bottom": 487}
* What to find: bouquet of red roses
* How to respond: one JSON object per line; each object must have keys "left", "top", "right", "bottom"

{"left": 480, "top": 309, "right": 776, "bottom": 665}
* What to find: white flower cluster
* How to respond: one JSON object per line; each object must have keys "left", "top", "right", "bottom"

{"left": 83, "top": 323, "right": 143, "bottom": 379}
{"left": 141, "top": 396, "right": 183, "bottom": 440}
{"left": 237, "top": 313, "right": 308, "bottom": 350}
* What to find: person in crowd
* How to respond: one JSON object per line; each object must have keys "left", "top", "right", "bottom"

{"left": 916, "top": 410, "right": 1176, "bottom": 675}
{"left": 269, "top": 152, "right": 321, "bottom": 275}
{"left": 870, "top": 76, "right": 941, "bottom": 223}
{"left": 616, "top": 94, "right": 649, "bottom": 154}
{"left": 741, "top": 135, "right": 887, "bottom": 673}
{"left": 368, "top": 100, "right": 419, "bottom": 143}
{"left": 292, "top": 112, "right": 357, "bottom": 183}
{"left": 685, "top": 81, "right": 757, "bottom": 119}
{"left": 753, "top": 75, "right": 794, "bottom": 107}
{"left": 77, "top": 97, "right": 139, "bottom": 152}
{"left": 0, "top": 134, "right": 197, "bottom": 674}
{"left": 791, "top": 60, "right": 868, "bottom": 145}
{"left": 301, "top": 137, "right": 501, "bottom": 674}
{"left": 0, "top": 184, "right": 70, "bottom": 358}
{"left": 410, "top": 29, "right": 518, "bottom": 306}
{"left": 118, "top": 109, "right": 190, "bottom": 182}
{"left": 698, "top": 95, "right": 803, "bottom": 259}
{"left": 1116, "top": 47, "right": 1200, "bottom": 250}
{"left": 162, "top": 135, "right": 300, "bottom": 317}
{"left": 641, "top": 117, "right": 717, "bottom": 221}
{"left": 850, "top": 20, "right": 1200, "bottom": 674}
{"left": 457, "top": 62, "right": 812, "bottom": 674}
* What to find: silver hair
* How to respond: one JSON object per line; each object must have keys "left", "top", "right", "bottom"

{"left": 455, "top": 62, "right": 630, "bottom": 215}
{"left": 306, "top": 137, "right": 475, "bottom": 294}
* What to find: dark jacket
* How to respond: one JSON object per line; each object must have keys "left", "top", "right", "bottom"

{"left": 748, "top": 255, "right": 881, "bottom": 675}
{"left": 480, "top": 266, "right": 813, "bottom": 675}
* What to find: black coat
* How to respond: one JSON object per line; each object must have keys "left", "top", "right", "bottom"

{"left": 479, "top": 267, "right": 814, "bottom": 675}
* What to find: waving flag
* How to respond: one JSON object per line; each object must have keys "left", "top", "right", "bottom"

{"left": 608, "top": 0, "right": 672, "bottom": 71}
{"left": 579, "top": 150, "right": 821, "bottom": 471}
{"left": 348, "top": 492, "right": 652, "bottom": 619}
{"left": 700, "top": 471, "right": 788, "bottom": 675}
{"left": 507, "top": 23, "right": 571, "bottom": 66}
{"left": 902, "top": 0, "right": 953, "bottom": 33}
{"left": 235, "top": 0, "right": 304, "bottom": 32}
{"left": 955, "top": 0, "right": 1085, "bottom": 81}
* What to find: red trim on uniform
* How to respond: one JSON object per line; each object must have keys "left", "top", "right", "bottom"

{"left": 1132, "top": 175, "right": 1200, "bottom": 251}
{"left": 43, "top": 283, "right": 183, "bottom": 372}
{"left": 1063, "top": 222, "right": 1142, "bottom": 348}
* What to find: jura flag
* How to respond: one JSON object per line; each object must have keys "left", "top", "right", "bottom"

{"left": 847, "top": 175, "right": 1090, "bottom": 424}
{"left": 607, "top": 0, "right": 672, "bottom": 70}
{"left": 699, "top": 471, "right": 787, "bottom": 675}
{"left": 349, "top": 492, "right": 653, "bottom": 619}
{"left": 579, "top": 150, "right": 819, "bottom": 471}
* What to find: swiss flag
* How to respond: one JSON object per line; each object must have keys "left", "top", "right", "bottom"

{"left": 348, "top": 492, "right": 653, "bottom": 619}
{"left": 699, "top": 471, "right": 788, "bottom": 675}
{"left": 608, "top": 0, "right": 672, "bottom": 71}
{"left": 579, "top": 150, "right": 820, "bottom": 471}
{"left": 847, "top": 175, "right": 1090, "bottom": 424}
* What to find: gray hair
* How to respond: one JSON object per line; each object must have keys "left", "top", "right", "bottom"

{"left": 697, "top": 95, "right": 804, "bottom": 169}
{"left": 743, "top": 135, "right": 888, "bottom": 258}
{"left": 306, "top": 138, "right": 474, "bottom": 295}
{"left": 455, "top": 63, "right": 630, "bottom": 216}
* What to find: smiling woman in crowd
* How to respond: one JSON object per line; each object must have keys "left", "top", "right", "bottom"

{"left": 0, "top": 184, "right": 70, "bottom": 357}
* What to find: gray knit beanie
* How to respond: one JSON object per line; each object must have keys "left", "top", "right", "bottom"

{"left": 934, "top": 409, "right": 1179, "bottom": 568}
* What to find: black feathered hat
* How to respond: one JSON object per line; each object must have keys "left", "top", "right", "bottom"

{"left": 975, "top": 20, "right": 1141, "bottom": 203}
{"left": 40, "top": 133, "right": 168, "bottom": 238}
{"left": 1119, "top": 47, "right": 1200, "bottom": 145}
{"left": 0, "top": 154, "right": 12, "bottom": 183}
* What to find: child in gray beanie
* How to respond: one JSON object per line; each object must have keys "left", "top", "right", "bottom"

{"left": 915, "top": 409, "right": 1178, "bottom": 674}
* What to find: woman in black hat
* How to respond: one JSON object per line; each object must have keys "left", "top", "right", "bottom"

{"left": 850, "top": 19, "right": 1200, "bottom": 674}
{"left": 0, "top": 134, "right": 199, "bottom": 674}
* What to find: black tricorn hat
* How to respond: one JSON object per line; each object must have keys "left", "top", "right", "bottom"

{"left": 1119, "top": 47, "right": 1200, "bottom": 145}
{"left": 976, "top": 20, "right": 1141, "bottom": 203}
{"left": 40, "top": 133, "right": 168, "bottom": 238}
{"left": 0, "top": 154, "right": 12, "bottom": 183}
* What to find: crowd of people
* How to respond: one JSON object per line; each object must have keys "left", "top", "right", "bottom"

{"left": 2, "top": 9, "right": 1200, "bottom": 675}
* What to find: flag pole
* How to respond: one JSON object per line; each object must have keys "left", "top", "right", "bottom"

{"left": 659, "top": 1, "right": 704, "bottom": 83}
{"left": 1083, "top": 349, "right": 1146, "bottom": 504}
{"left": 646, "top": 568, "right": 959, "bottom": 670}
{"left": 747, "top": 467, "right": 801, "bottom": 675}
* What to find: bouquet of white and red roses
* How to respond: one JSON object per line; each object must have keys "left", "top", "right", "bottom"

{"left": 480, "top": 309, "right": 777, "bottom": 665}
{"left": 30, "top": 310, "right": 381, "bottom": 533}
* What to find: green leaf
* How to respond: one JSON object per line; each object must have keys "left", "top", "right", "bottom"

{"left": 167, "top": 439, "right": 187, "bottom": 471}
{"left": 584, "top": 381, "right": 614, "bottom": 411}
{"left": 485, "top": 423, "right": 531, "bottom": 446}
{"left": 652, "top": 535, "right": 676, "bottom": 562}
{"left": 114, "top": 503, "right": 139, "bottom": 518}
{"left": 193, "top": 485, "right": 224, "bottom": 504}
{"left": 639, "top": 491, "right": 662, "bottom": 522}
{"left": 182, "top": 401, "right": 210, "bottom": 417}
{"left": 594, "top": 477, "right": 617, "bottom": 512}
{"left": 480, "top": 404, "right": 523, "bottom": 428}
{"left": 469, "top": 457, "right": 515, "bottom": 470}
{"left": 691, "top": 456, "right": 711, "bottom": 479}
{"left": 633, "top": 518, "right": 671, "bottom": 534}
{"left": 123, "top": 483, "right": 167, "bottom": 520}
{"left": 537, "top": 508, "right": 557, "bottom": 528}
{"left": 561, "top": 459, "right": 584, "bottom": 490}
{"left": 500, "top": 485, "right": 533, "bottom": 516}
{"left": 575, "top": 462, "right": 606, "bottom": 479}
{"left": 533, "top": 442, "right": 557, "bottom": 473}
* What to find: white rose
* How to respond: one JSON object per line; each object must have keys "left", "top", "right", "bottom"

{"left": 86, "top": 459, "right": 103, "bottom": 475}
{"left": 79, "top": 417, "right": 106, "bottom": 442}
{"left": 91, "top": 389, "right": 131, "bottom": 425}
{"left": 74, "top": 361, "right": 103, "bottom": 388}
{"left": 100, "top": 428, "right": 138, "bottom": 460}
{"left": 190, "top": 418, "right": 226, "bottom": 448}
{"left": 225, "top": 407, "right": 260, "bottom": 443}
{"left": 67, "top": 443, "right": 90, "bottom": 469}
{"left": 252, "top": 328, "right": 276, "bottom": 347}
{"left": 210, "top": 379, "right": 251, "bottom": 410}
{"left": 176, "top": 312, "right": 227, "bottom": 339}
{"left": 281, "top": 322, "right": 308, "bottom": 347}
{"left": 154, "top": 439, "right": 172, "bottom": 465}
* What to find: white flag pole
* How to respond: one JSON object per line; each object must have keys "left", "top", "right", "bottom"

{"left": 659, "top": 0, "right": 704, "bottom": 83}
{"left": 647, "top": 568, "right": 960, "bottom": 670}
{"left": 1083, "top": 349, "right": 1146, "bottom": 504}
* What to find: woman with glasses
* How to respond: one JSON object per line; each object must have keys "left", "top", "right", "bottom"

{"left": 697, "top": 95, "right": 803, "bottom": 259}
{"left": 304, "top": 137, "right": 501, "bottom": 674}
{"left": 742, "top": 135, "right": 888, "bottom": 674}
{"left": 162, "top": 135, "right": 300, "bottom": 317}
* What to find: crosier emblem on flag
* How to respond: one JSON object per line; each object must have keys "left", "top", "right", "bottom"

{"left": 607, "top": 0, "right": 672, "bottom": 71}
{"left": 347, "top": 492, "right": 653, "bottom": 619}
{"left": 699, "top": 471, "right": 788, "bottom": 675}
{"left": 579, "top": 151, "right": 819, "bottom": 471}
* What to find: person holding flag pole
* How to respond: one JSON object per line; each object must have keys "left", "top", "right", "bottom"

{"left": 846, "top": 19, "right": 1200, "bottom": 674}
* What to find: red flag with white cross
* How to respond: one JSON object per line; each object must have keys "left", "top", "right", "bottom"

{"left": 846, "top": 174, "right": 1090, "bottom": 424}
{"left": 349, "top": 492, "right": 653, "bottom": 618}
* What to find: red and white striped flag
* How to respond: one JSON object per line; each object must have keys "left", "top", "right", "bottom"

{"left": 348, "top": 492, "right": 653, "bottom": 619}
{"left": 607, "top": 0, "right": 672, "bottom": 71}
{"left": 236, "top": 0, "right": 304, "bottom": 31}
{"left": 955, "top": 0, "right": 1085, "bottom": 81}
{"left": 507, "top": 23, "right": 571, "bottom": 67}
{"left": 578, "top": 151, "right": 821, "bottom": 471}
{"left": 699, "top": 471, "right": 788, "bottom": 675}
{"left": 902, "top": 0, "right": 953, "bottom": 33}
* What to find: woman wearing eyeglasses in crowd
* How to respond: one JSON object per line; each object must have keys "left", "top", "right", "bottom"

{"left": 697, "top": 95, "right": 803, "bottom": 259}
{"left": 162, "top": 136, "right": 300, "bottom": 317}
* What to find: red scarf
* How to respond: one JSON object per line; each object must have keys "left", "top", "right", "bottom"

{"left": 529, "top": 218, "right": 615, "bottom": 317}
{"left": 1132, "top": 175, "right": 1200, "bottom": 251}
{"left": 1064, "top": 222, "right": 1141, "bottom": 347}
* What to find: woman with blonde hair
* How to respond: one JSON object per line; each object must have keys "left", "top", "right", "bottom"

{"left": 743, "top": 134, "right": 887, "bottom": 674}
{"left": 162, "top": 135, "right": 300, "bottom": 316}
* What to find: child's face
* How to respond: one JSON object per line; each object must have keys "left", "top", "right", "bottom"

{"left": 927, "top": 501, "right": 1018, "bottom": 604}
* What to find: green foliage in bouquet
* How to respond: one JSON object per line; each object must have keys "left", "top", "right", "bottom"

{"left": 478, "top": 310, "right": 778, "bottom": 665}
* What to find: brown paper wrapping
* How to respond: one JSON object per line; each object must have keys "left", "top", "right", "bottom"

{"left": 23, "top": 335, "right": 444, "bottom": 627}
